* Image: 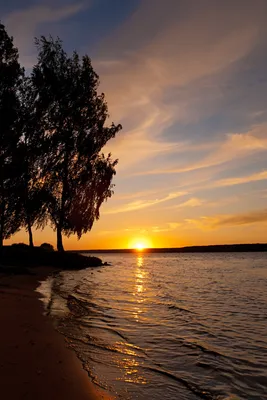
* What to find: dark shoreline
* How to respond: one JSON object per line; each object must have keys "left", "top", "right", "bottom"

{"left": 0, "top": 246, "right": 103, "bottom": 272}
{"left": 0, "top": 267, "right": 112, "bottom": 400}
{"left": 71, "top": 243, "right": 267, "bottom": 254}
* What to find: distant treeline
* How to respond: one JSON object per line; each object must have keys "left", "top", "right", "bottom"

{"left": 78, "top": 243, "right": 267, "bottom": 253}
{"left": 0, "top": 23, "right": 121, "bottom": 251}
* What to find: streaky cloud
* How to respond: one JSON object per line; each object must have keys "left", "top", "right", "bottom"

{"left": 103, "top": 192, "right": 187, "bottom": 214}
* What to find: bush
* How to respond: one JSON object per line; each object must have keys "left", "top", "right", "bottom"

{"left": 40, "top": 243, "right": 54, "bottom": 252}
{"left": 11, "top": 243, "right": 29, "bottom": 249}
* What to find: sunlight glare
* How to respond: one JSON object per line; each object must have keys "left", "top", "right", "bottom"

{"left": 129, "top": 238, "right": 152, "bottom": 251}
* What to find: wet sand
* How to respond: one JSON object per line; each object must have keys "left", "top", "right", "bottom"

{"left": 0, "top": 267, "right": 112, "bottom": 400}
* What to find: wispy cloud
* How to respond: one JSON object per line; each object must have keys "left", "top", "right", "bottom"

{"left": 172, "top": 197, "right": 204, "bottom": 208}
{"left": 106, "top": 130, "right": 185, "bottom": 172}
{"left": 4, "top": 3, "right": 86, "bottom": 67}
{"left": 114, "top": 188, "right": 160, "bottom": 201}
{"left": 216, "top": 170, "right": 267, "bottom": 187}
{"left": 135, "top": 126, "right": 267, "bottom": 176}
{"left": 151, "top": 222, "right": 181, "bottom": 233}
{"left": 99, "top": 0, "right": 267, "bottom": 175}
{"left": 98, "top": 221, "right": 182, "bottom": 236}
{"left": 215, "top": 209, "right": 267, "bottom": 227}
{"left": 103, "top": 192, "right": 187, "bottom": 214}
{"left": 186, "top": 209, "right": 267, "bottom": 230}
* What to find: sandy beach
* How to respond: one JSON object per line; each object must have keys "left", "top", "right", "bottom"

{"left": 0, "top": 267, "right": 112, "bottom": 400}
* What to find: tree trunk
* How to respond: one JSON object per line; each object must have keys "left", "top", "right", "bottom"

{"left": 57, "top": 225, "right": 64, "bottom": 252}
{"left": 0, "top": 189, "right": 4, "bottom": 249}
{"left": 57, "top": 152, "right": 68, "bottom": 253}
{"left": 27, "top": 220, "right": 34, "bottom": 248}
{"left": 0, "top": 212, "right": 4, "bottom": 249}
{"left": 0, "top": 227, "right": 3, "bottom": 249}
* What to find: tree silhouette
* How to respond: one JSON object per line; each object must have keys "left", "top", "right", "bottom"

{"left": 15, "top": 77, "right": 48, "bottom": 247}
{"left": 31, "top": 37, "right": 122, "bottom": 251}
{"left": 0, "top": 23, "right": 23, "bottom": 247}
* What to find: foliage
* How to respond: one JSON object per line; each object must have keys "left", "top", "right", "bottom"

{"left": 14, "top": 76, "right": 48, "bottom": 246}
{"left": 0, "top": 23, "right": 24, "bottom": 246}
{"left": 31, "top": 37, "right": 122, "bottom": 250}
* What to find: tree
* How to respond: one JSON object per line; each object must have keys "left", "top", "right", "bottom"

{"left": 0, "top": 22, "right": 23, "bottom": 247}
{"left": 14, "top": 77, "right": 48, "bottom": 247}
{"left": 32, "top": 37, "right": 122, "bottom": 251}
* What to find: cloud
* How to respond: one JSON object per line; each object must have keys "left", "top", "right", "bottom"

{"left": 151, "top": 222, "right": 181, "bottom": 233}
{"left": 173, "top": 197, "right": 204, "bottom": 208}
{"left": 194, "top": 128, "right": 267, "bottom": 171}
{"left": 215, "top": 209, "right": 267, "bottom": 227}
{"left": 99, "top": 0, "right": 267, "bottom": 167}
{"left": 216, "top": 170, "right": 267, "bottom": 187}
{"left": 135, "top": 124, "right": 267, "bottom": 176}
{"left": 106, "top": 130, "right": 185, "bottom": 172}
{"left": 103, "top": 191, "right": 187, "bottom": 214}
{"left": 114, "top": 188, "right": 160, "bottom": 201}
{"left": 98, "top": 0, "right": 262, "bottom": 90}
{"left": 165, "top": 194, "right": 239, "bottom": 212}
{"left": 98, "top": 221, "right": 182, "bottom": 236}
{"left": 168, "top": 222, "right": 181, "bottom": 230}
{"left": 90, "top": 0, "right": 267, "bottom": 186}
{"left": 4, "top": 3, "right": 85, "bottom": 67}
{"left": 186, "top": 209, "right": 267, "bottom": 230}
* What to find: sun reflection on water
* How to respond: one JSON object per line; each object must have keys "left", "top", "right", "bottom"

{"left": 116, "top": 254, "right": 148, "bottom": 386}
{"left": 133, "top": 255, "right": 147, "bottom": 322}
{"left": 114, "top": 341, "right": 148, "bottom": 385}
{"left": 137, "top": 256, "right": 143, "bottom": 268}
{"left": 135, "top": 256, "right": 144, "bottom": 294}
{"left": 116, "top": 356, "right": 148, "bottom": 384}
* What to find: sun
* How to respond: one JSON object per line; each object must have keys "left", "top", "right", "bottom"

{"left": 135, "top": 242, "right": 145, "bottom": 251}
{"left": 129, "top": 238, "right": 152, "bottom": 251}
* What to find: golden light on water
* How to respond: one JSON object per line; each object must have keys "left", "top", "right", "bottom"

{"left": 116, "top": 356, "right": 147, "bottom": 385}
{"left": 114, "top": 254, "right": 148, "bottom": 386}
{"left": 135, "top": 256, "right": 144, "bottom": 295}
{"left": 132, "top": 255, "right": 147, "bottom": 322}
{"left": 137, "top": 255, "right": 143, "bottom": 268}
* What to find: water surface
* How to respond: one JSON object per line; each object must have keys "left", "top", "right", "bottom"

{"left": 39, "top": 252, "right": 267, "bottom": 399}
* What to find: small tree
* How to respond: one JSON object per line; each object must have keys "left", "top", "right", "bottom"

{"left": 0, "top": 22, "right": 23, "bottom": 247}
{"left": 32, "top": 37, "right": 122, "bottom": 251}
{"left": 15, "top": 77, "right": 48, "bottom": 247}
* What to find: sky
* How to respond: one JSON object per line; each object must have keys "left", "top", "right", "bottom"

{"left": 3, "top": 0, "right": 267, "bottom": 249}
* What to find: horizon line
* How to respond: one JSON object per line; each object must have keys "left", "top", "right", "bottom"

{"left": 69, "top": 243, "right": 267, "bottom": 253}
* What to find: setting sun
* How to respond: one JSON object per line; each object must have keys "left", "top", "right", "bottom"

{"left": 129, "top": 238, "right": 152, "bottom": 251}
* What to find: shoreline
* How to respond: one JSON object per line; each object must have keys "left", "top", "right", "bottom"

{"left": 0, "top": 267, "right": 113, "bottom": 400}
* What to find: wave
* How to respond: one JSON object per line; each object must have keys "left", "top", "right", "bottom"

{"left": 144, "top": 365, "right": 217, "bottom": 400}
{"left": 167, "top": 303, "right": 195, "bottom": 314}
{"left": 85, "top": 324, "right": 128, "bottom": 341}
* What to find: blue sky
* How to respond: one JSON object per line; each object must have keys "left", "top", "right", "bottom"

{"left": 3, "top": 0, "right": 267, "bottom": 249}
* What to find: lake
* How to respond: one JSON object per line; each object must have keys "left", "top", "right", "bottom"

{"left": 38, "top": 252, "right": 267, "bottom": 399}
